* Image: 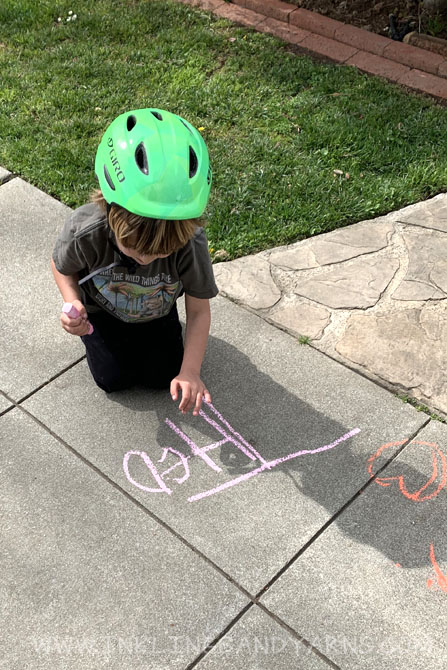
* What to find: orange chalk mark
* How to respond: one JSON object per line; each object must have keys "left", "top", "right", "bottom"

{"left": 429, "top": 543, "right": 447, "bottom": 593}
{"left": 368, "top": 441, "right": 447, "bottom": 502}
{"left": 369, "top": 443, "right": 447, "bottom": 595}
{"left": 367, "top": 441, "right": 406, "bottom": 486}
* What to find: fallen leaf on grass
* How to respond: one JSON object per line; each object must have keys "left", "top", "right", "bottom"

{"left": 213, "top": 249, "right": 230, "bottom": 261}
{"left": 213, "top": 249, "right": 230, "bottom": 262}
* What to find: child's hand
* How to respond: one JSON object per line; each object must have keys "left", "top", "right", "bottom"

{"left": 60, "top": 299, "right": 92, "bottom": 337}
{"left": 170, "top": 370, "right": 211, "bottom": 416}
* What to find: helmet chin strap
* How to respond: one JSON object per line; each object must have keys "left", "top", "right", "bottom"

{"left": 106, "top": 202, "right": 139, "bottom": 274}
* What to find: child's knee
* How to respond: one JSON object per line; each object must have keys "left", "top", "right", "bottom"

{"left": 93, "top": 373, "right": 136, "bottom": 394}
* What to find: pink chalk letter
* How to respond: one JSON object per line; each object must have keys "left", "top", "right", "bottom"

{"left": 123, "top": 449, "right": 191, "bottom": 494}
{"left": 122, "top": 400, "right": 361, "bottom": 504}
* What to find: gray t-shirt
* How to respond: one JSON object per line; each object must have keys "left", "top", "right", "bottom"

{"left": 52, "top": 203, "right": 218, "bottom": 323}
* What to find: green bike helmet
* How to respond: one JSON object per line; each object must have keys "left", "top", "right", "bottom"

{"left": 95, "top": 108, "right": 212, "bottom": 220}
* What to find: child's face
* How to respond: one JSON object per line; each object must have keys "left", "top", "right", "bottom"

{"left": 115, "top": 239, "right": 169, "bottom": 266}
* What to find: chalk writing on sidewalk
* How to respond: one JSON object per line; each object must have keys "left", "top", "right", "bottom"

{"left": 367, "top": 440, "right": 447, "bottom": 502}
{"left": 123, "top": 401, "right": 360, "bottom": 502}
{"left": 368, "top": 439, "right": 447, "bottom": 593}
{"left": 427, "top": 543, "right": 447, "bottom": 593}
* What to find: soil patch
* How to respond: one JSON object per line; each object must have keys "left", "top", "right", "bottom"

{"left": 289, "top": 1, "right": 447, "bottom": 41}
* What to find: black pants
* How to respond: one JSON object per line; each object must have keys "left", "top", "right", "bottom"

{"left": 80, "top": 305, "right": 184, "bottom": 393}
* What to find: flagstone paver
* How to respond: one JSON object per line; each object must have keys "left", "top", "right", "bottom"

{"left": 336, "top": 306, "right": 447, "bottom": 409}
{"left": 392, "top": 227, "right": 447, "bottom": 301}
{"left": 268, "top": 220, "right": 393, "bottom": 270}
{"left": 214, "top": 194, "right": 447, "bottom": 418}
{"left": 292, "top": 256, "right": 400, "bottom": 310}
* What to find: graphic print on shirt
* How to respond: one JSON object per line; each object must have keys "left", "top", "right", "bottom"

{"left": 92, "top": 269, "right": 180, "bottom": 322}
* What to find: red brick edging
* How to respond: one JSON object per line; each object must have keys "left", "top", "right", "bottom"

{"left": 176, "top": 0, "right": 447, "bottom": 101}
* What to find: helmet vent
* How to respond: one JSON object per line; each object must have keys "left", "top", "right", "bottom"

{"left": 135, "top": 142, "right": 149, "bottom": 175}
{"left": 151, "top": 111, "right": 163, "bottom": 121}
{"left": 180, "top": 118, "right": 193, "bottom": 134}
{"left": 127, "top": 115, "right": 137, "bottom": 132}
{"left": 189, "top": 146, "right": 198, "bottom": 178}
{"left": 104, "top": 166, "right": 115, "bottom": 191}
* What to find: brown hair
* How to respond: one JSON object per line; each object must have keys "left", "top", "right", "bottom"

{"left": 90, "top": 190, "right": 202, "bottom": 255}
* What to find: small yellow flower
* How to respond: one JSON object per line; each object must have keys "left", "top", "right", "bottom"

{"left": 198, "top": 126, "right": 205, "bottom": 132}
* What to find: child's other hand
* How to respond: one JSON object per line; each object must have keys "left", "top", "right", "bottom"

{"left": 60, "top": 299, "right": 92, "bottom": 337}
{"left": 170, "top": 370, "right": 211, "bottom": 416}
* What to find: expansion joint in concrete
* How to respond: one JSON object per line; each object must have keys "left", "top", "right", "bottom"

{"left": 14, "top": 356, "right": 87, "bottom": 406}
{"left": 0, "top": 173, "right": 17, "bottom": 186}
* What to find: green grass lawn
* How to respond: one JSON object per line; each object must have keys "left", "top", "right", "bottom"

{"left": 1, "top": 0, "right": 447, "bottom": 259}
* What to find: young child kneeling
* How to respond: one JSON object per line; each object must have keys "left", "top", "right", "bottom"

{"left": 51, "top": 108, "right": 218, "bottom": 416}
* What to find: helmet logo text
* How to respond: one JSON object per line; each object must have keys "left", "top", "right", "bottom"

{"left": 107, "top": 137, "right": 125, "bottom": 183}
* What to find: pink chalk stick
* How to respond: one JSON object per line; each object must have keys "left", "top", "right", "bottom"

{"left": 62, "top": 302, "right": 94, "bottom": 335}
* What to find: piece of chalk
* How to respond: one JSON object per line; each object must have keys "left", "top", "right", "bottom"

{"left": 62, "top": 302, "right": 94, "bottom": 335}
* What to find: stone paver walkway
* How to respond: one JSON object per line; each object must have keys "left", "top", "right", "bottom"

{"left": 214, "top": 194, "right": 447, "bottom": 419}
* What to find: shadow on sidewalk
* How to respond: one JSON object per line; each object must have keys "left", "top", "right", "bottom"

{"left": 100, "top": 333, "right": 445, "bottom": 574}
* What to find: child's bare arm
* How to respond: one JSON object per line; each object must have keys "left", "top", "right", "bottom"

{"left": 51, "top": 258, "right": 81, "bottom": 302}
{"left": 50, "top": 258, "right": 92, "bottom": 336}
{"left": 170, "top": 295, "right": 212, "bottom": 415}
{"left": 181, "top": 295, "right": 211, "bottom": 374}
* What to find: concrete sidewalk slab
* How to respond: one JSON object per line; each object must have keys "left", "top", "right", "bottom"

{"left": 0, "top": 394, "right": 13, "bottom": 414}
{"left": 0, "top": 178, "right": 84, "bottom": 401}
{"left": 22, "top": 297, "right": 427, "bottom": 596}
{"left": 260, "top": 419, "right": 447, "bottom": 670}
{"left": 195, "top": 606, "right": 331, "bottom": 669}
{"left": 2, "top": 171, "right": 445, "bottom": 669}
{"left": 1, "top": 408, "right": 248, "bottom": 669}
